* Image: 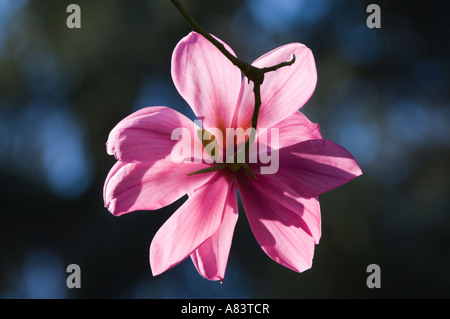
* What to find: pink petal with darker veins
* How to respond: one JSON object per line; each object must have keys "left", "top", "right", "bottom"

{"left": 264, "top": 111, "right": 322, "bottom": 148}
{"left": 248, "top": 111, "right": 323, "bottom": 160}
{"left": 150, "top": 172, "right": 235, "bottom": 277}
{"left": 237, "top": 174, "right": 316, "bottom": 273}
{"left": 253, "top": 139, "right": 362, "bottom": 199}
{"left": 240, "top": 174, "right": 322, "bottom": 245}
{"left": 235, "top": 43, "right": 317, "bottom": 131}
{"left": 106, "top": 106, "right": 198, "bottom": 164}
{"left": 103, "top": 160, "right": 213, "bottom": 216}
{"left": 190, "top": 177, "right": 238, "bottom": 282}
{"left": 171, "top": 32, "right": 242, "bottom": 132}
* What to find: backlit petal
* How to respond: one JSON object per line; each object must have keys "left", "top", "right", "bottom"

{"left": 190, "top": 180, "right": 238, "bottom": 282}
{"left": 240, "top": 174, "right": 321, "bottom": 244}
{"left": 260, "top": 111, "right": 322, "bottom": 149}
{"left": 106, "top": 106, "right": 199, "bottom": 163}
{"left": 235, "top": 43, "right": 317, "bottom": 130}
{"left": 104, "top": 160, "right": 213, "bottom": 216}
{"left": 171, "top": 32, "right": 242, "bottom": 132}
{"left": 150, "top": 172, "right": 235, "bottom": 276}
{"left": 249, "top": 111, "right": 322, "bottom": 161}
{"left": 252, "top": 139, "right": 362, "bottom": 198}
{"left": 237, "top": 174, "right": 316, "bottom": 273}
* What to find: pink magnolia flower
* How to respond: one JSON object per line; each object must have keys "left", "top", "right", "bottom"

{"left": 103, "top": 32, "right": 362, "bottom": 282}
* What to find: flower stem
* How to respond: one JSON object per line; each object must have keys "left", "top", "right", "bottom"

{"left": 170, "top": 0, "right": 250, "bottom": 74}
{"left": 171, "top": 0, "right": 295, "bottom": 156}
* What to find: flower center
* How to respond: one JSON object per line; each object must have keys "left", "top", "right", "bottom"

{"left": 227, "top": 162, "right": 242, "bottom": 173}
{"left": 186, "top": 129, "right": 256, "bottom": 179}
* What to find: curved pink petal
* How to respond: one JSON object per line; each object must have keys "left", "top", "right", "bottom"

{"left": 235, "top": 43, "right": 317, "bottom": 130}
{"left": 263, "top": 111, "right": 322, "bottom": 148}
{"left": 251, "top": 139, "right": 362, "bottom": 198}
{"left": 237, "top": 174, "right": 316, "bottom": 273}
{"left": 171, "top": 32, "right": 242, "bottom": 132}
{"left": 104, "top": 160, "right": 213, "bottom": 216}
{"left": 190, "top": 179, "right": 238, "bottom": 282}
{"left": 241, "top": 174, "right": 321, "bottom": 244}
{"left": 248, "top": 111, "right": 322, "bottom": 160}
{"left": 150, "top": 172, "right": 235, "bottom": 277}
{"left": 106, "top": 106, "right": 199, "bottom": 163}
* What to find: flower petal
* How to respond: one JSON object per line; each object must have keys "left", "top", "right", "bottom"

{"left": 235, "top": 43, "right": 317, "bottom": 130}
{"left": 104, "top": 160, "right": 213, "bottom": 216}
{"left": 190, "top": 180, "right": 238, "bottom": 282}
{"left": 171, "top": 32, "right": 242, "bottom": 132}
{"left": 150, "top": 171, "right": 235, "bottom": 277}
{"left": 260, "top": 111, "right": 322, "bottom": 148}
{"left": 106, "top": 106, "right": 199, "bottom": 163}
{"left": 239, "top": 174, "right": 321, "bottom": 244}
{"left": 237, "top": 174, "right": 316, "bottom": 273}
{"left": 252, "top": 139, "right": 362, "bottom": 198}
{"left": 248, "top": 111, "right": 322, "bottom": 161}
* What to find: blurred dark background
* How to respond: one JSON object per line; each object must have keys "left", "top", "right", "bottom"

{"left": 0, "top": 0, "right": 449, "bottom": 298}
